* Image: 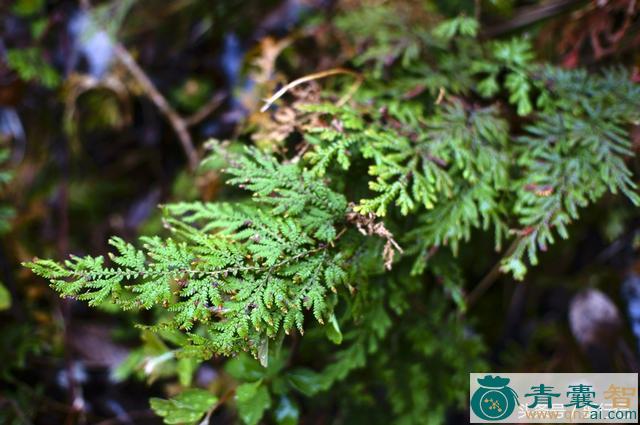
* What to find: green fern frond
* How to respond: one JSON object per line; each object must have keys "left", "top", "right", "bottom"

{"left": 25, "top": 148, "right": 352, "bottom": 358}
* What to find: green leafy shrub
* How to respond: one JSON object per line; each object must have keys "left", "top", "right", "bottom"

{"left": 6, "top": 48, "right": 60, "bottom": 89}
{"left": 25, "top": 1, "right": 640, "bottom": 423}
{"left": 0, "top": 140, "right": 15, "bottom": 310}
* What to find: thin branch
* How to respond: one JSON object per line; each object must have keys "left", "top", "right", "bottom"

{"left": 480, "top": 0, "right": 585, "bottom": 38}
{"left": 113, "top": 44, "right": 199, "bottom": 171}
{"left": 80, "top": 0, "right": 220, "bottom": 171}
{"left": 185, "top": 91, "right": 227, "bottom": 127}
{"left": 200, "top": 388, "right": 236, "bottom": 425}
{"left": 261, "top": 68, "right": 362, "bottom": 112}
{"left": 0, "top": 398, "right": 33, "bottom": 425}
{"left": 463, "top": 238, "right": 520, "bottom": 310}
{"left": 435, "top": 87, "right": 446, "bottom": 105}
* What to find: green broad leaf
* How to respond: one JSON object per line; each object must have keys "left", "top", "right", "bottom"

{"left": 177, "top": 356, "right": 199, "bottom": 387}
{"left": 325, "top": 313, "right": 343, "bottom": 344}
{"left": 236, "top": 380, "right": 271, "bottom": 425}
{"left": 12, "top": 0, "right": 45, "bottom": 16}
{"left": 225, "top": 353, "right": 266, "bottom": 382}
{"left": 286, "top": 368, "right": 325, "bottom": 396}
{"left": 274, "top": 395, "right": 300, "bottom": 425}
{"left": 0, "top": 282, "right": 11, "bottom": 310}
{"left": 111, "top": 348, "right": 145, "bottom": 382}
{"left": 150, "top": 389, "right": 217, "bottom": 425}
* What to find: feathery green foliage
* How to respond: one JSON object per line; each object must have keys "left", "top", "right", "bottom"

{"left": 501, "top": 66, "right": 640, "bottom": 278}
{"left": 0, "top": 141, "right": 14, "bottom": 310}
{"left": 0, "top": 141, "right": 14, "bottom": 235}
{"left": 5, "top": 48, "right": 60, "bottom": 89}
{"left": 27, "top": 146, "right": 351, "bottom": 360}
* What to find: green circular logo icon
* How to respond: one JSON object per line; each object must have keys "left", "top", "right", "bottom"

{"left": 471, "top": 375, "right": 519, "bottom": 421}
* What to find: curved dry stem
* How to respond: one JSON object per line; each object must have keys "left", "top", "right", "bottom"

{"left": 261, "top": 67, "right": 363, "bottom": 112}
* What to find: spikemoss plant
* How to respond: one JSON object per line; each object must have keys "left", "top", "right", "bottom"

{"left": 25, "top": 3, "right": 640, "bottom": 424}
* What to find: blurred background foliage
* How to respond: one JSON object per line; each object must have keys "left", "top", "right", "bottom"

{"left": 1, "top": 0, "right": 640, "bottom": 424}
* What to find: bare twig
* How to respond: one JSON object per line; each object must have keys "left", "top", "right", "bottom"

{"left": 199, "top": 388, "right": 236, "bottom": 425}
{"left": 80, "top": 0, "right": 227, "bottom": 171}
{"left": 435, "top": 87, "right": 446, "bottom": 105}
{"left": 113, "top": 44, "right": 199, "bottom": 170}
{"left": 481, "top": 0, "right": 585, "bottom": 38}
{"left": 185, "top": 92, "right": 226, "bottom": 127}
{"left": 463, "top": 238, "right": 520, "bottom": 310}
{"left": 0, "top": 398, "right": 33, "bottom": 425}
